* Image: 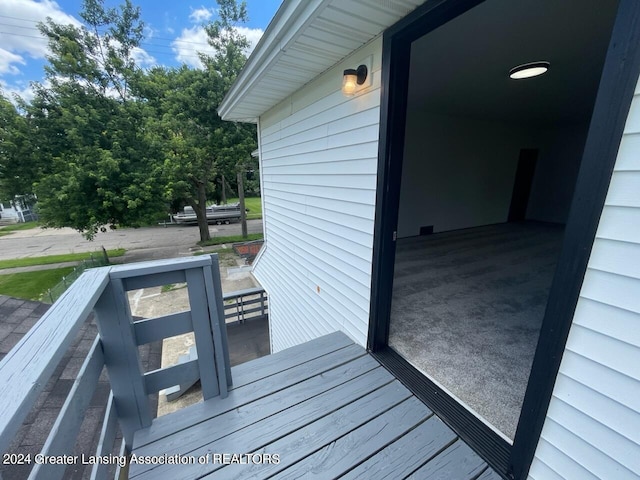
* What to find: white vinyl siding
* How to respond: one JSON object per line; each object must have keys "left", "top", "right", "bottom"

{"left": 253, "top": 37, "right": 383, "bottom": 351}
{"left": 528, "top": 79, "right": 640, "bottom": 479}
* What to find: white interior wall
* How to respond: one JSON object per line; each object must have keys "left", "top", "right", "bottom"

{"left": 397, "top": 109, "right": 590, "bottom": 238}
{"left": 397, "top": 112, "right": 531, "bottom": 237}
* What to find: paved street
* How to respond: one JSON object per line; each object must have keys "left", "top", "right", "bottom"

{"left": 0, "top": 219, "right": 263, "bottom": 261}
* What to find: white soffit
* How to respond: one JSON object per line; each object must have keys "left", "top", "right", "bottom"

{"left": 219, "top": 0, "right": 425, "bottom": 123}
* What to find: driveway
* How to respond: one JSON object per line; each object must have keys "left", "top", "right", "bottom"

{"left": 0, "top": 219, "right": 263, "bottom": 261}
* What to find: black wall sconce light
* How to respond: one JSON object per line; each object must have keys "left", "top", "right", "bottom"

{"left": 342, "top": 64, "right": 368, "bottom": 96}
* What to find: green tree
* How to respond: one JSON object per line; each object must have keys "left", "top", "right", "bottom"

{"left": 135, "top": 0, "right": 257, "bottom": 242}
{"left": 0, "top": 93, "right": 38, "bottom": 206}
{"left": 198, "top": 0, "right": 258, "bottom": 240}
{"left": 31, "top": 0, "right": 164, "bottom": 239}
{"left": 202, "top": 0, "right": 250, "bottom": 93}
{"left": 0, "top": 94, "right": 24, "bottom": 200}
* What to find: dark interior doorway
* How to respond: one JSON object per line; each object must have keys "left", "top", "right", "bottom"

{"left": 508, "top": 149, "right": 538, "bottom": 222}
{"left": 384, "top": 0, "right": 619, "bottom": 442}
{"left": 370, "top": 0, "right": 640, "bottom": 476}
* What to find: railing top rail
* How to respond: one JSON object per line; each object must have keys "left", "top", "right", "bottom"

{"left": 223, "top": 286, "right": 266, "bottom": 299}
{"left": 0, "top": 267, "right": 111, "bottom": 453}
{"left": 109, "top": 256, "right": 211, "bottom": 279}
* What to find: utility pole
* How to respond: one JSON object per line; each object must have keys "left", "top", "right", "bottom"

{"left": 237, "top": 170, "right": 248, "bottom": 239}
{"left": 221, "top": 174, "right": 227, "bottom": 204}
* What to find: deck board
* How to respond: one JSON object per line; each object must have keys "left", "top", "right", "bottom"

{"left": 230, "top": 331, "right": 353, "bottom": 387}
{"left": 133, "top": 342, "right": 365, "bottom": 448}
{"left": 340, "top": 415, "right": 458, "bottom": 480}
{"left": 408, "top": 440, "right": 488, "bottom": 480}
{"left": 132, "top": 356, "right": 385, "bottom": 462}
{"left": 476, "top": 468, "right": 505, "bottom": 480}
{"left": 272, "top": 397, "right": 432, "bottom": 480}
{"left": 200, "top": 384, "right": 418, "bottom": 480}
{"left": 128, "top": 332, "right": 500, "bottom": 479}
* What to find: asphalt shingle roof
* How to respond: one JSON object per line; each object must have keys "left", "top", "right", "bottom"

{"left": 0, "top": 295, "right": 161, "bottom": 480}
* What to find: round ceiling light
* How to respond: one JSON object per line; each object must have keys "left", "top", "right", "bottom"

{"left": 509, "top": 61, "right": 550, "bottom": 80}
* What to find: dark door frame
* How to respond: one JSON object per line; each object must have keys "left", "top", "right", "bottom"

{"left": 367, "top": 0, "right": 640, "bottom": 478}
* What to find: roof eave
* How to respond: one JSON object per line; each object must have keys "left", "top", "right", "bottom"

{"left": 219, "top": 0, "right": 330, "bottom": 122}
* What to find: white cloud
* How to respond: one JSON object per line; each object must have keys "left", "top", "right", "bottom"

{"left": 1, "top": 78, "right": 38, "bottom": 104}
{"left": 143, "top": 25, "right": 156, "bottom": 41}
{"left": 189, "top": 7, "right": 215, "bottom": 23}
{"left": 131, "top": 46, "right": 156, "bottom": 68}
{"left": 0, "top": 49, "right": 25, "bottom": 76}
{"left": 171, "top": 26, "right": 263, "bottom": 69}
{"left": 0, "top": 0, "right": 81, "bottom": 75}
{"left": 171, "top": 26, "right": 215, "bottom": 69}
{"left": 236, "top": 26, "right": 263, "bottom": 53}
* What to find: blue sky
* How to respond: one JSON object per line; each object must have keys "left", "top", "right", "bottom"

{"left": 0, "top": 0, "right": 282, "bottom": 102}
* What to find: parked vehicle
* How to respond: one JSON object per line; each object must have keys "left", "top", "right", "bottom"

{"left": 172, "top": 203, "right": 242, "bottom": 225}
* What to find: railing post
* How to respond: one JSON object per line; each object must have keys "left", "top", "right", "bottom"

{"left": 93, "top": 278, "right": 151, "bottom": 450}
{"left": 210, "top": 255, "right": 232, "bottom": 387}
{"left": 186, "top": 267, "right": 222, "bottom": 399}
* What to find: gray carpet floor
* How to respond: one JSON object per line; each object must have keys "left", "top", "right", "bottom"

{"left": 389, "top": 222, "right": 564, "bottom": 440}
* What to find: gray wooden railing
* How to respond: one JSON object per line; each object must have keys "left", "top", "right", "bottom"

{"left": 162, "top": 287, "right": 269, "bottom": 401}
{"left": 223, "top": 286, "right": 268, "bottom": 323}
{"left": 0, "top": 255, "right": 231, "bottom": 480}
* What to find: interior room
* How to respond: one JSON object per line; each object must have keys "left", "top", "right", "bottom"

{"left": 387, "top": 0, "right": 619, "bottom": 440}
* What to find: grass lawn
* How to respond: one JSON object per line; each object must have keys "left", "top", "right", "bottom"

{"left": 193, "top": 247, "right": 238, "bottom": 268}
{"left": 0, "top": 267, "right": 75, "bottom": 301}
{"left": 0, "top": 249, "right": 126, "bottom": 270}
{"left": 193, "top": 247, "right": 234, "bottom": 255}
{"left": 199, "top": 233, "right": 263, "bottom": 247}
{"left": 0, "top": 221, "right": 40, "bottom": 237}
{"left": 227, "top": 197, "right": 262, "bottom": 220}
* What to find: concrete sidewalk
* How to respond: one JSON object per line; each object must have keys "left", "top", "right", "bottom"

{"left": 0, "top": 261, "right": 82, "bottom": 275}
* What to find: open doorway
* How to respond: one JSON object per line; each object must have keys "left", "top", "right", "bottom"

{"left": 386, "top": 0, "right": 619, "bottom": 442}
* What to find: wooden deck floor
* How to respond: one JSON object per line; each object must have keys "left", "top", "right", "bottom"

{"left": 129, "top": 332, "right": 501, "bottom": 479}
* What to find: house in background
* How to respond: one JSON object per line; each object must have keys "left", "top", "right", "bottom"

{"left": 0, "top": 195, "right": 37, "bottom": 224}
{"left": 220, "top": 0, "right": 640, "bottom": 478}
